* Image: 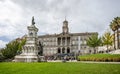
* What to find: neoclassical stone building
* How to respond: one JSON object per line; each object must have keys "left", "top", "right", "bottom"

{"left": 38, "top": 19, "right": 98, "bottom": 56}
{"left": 14, "top": 17, "right": 98, "bottom": 62}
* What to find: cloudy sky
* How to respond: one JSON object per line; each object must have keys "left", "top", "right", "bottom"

{"left": 0, "top": 0, "right": 120, "bottom": 48}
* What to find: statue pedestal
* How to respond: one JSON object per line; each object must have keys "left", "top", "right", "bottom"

{"left": 14, "top": 53, "right": 39, "bottom": 62}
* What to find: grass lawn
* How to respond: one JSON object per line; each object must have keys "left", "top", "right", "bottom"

{"left": 0, "top": 62, "right": 120, "bottom": 74}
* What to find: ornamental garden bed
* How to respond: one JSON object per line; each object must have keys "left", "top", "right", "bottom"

{"left": 78, "top": 54, "right": 120, "bottom": 62}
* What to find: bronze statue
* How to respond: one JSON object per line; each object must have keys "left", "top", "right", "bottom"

{"left": 32, "top": 16, "right": 35, "bottom": 25}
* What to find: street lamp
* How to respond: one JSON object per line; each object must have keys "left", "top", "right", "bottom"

{"left": 73, "top": 50, "right": 78, "bottom": 60}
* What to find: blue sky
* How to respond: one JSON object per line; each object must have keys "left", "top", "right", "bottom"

{"left": 0, "top": 0, "right": 120, "bottom": 48}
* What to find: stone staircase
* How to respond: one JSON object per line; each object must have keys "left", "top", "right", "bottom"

{"left": 109, "top": 49, "right": 120, "bottom": 54}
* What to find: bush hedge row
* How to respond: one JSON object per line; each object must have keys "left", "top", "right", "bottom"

{"left": 78, "top": 54, "right": 120, "bottom": 62}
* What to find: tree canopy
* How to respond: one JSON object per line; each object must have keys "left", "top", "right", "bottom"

{"left": 102, "top": 31, "right": 113, "bottom": 50}
{"left": 1, "top": 39, "right": 26, "bottom": 59}
{"left": 109, "top": 17, "right": 120, "bottom": 49}
{"left": 87, "top": 35, "right": 101, "bottom": 53}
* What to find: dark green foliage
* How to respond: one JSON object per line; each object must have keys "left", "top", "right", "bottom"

{"left": 78, "top": 54, "right": 120, "bottom": 62}
{"left": 1, "top": 41, "right": 19, "bottom": 59}
{"left": 86, "top": 35, "right": 101, "bottom": 53}
{"left": 18, "top": 39, "right": 26, "bottom": 54}
{"left": 1, "top": 39, "right": 26, "bottom": 59}
{"left": 87, "top": 35, "right": 101, "bottom": 48}
{"left": 102, "top": 32, "right": 113, "bottom": 50}
{"left": 110, "top": 17, "right": 120, "bottom": 49}
{"left": 0, "top": 53, "right": 4, "bottom": 62}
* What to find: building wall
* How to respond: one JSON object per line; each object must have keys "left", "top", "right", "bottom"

{"left": 38, "top": 33, "right": 96, "bottom": 56}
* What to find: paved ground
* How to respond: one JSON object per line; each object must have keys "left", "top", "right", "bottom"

{"left": 79, "top": 61, "right": 120, "bottom": 64}
{"left": 47, "top": 60, "right": 77, "bottom": 62}
{"left": 109, "top": 49, "right": 120, "bottom": 54}
{"left": 47, "top": 60, "right": 120, "bottom": 64}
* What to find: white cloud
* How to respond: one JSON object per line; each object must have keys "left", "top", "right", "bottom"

{"left": 0, "top": 40, "right": 8, "bottom": 48}
{"left": 0, "top": 0, "right": 23, "bottom": 24}
{"left": 0, "top": 0, "right": 27, "bottom": 40}
{"left": 0, "top": 0, "right": 120, "bottom": 48}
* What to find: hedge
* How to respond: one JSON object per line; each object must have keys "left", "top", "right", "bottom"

{"left": 78, "top": 54, "right": 120, "bottom": 62}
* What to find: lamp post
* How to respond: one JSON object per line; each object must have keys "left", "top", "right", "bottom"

{"left": 71, "top": 43, "right": 77, "bottom": 60}
{"left": 73, "top": 50, "right": 77, "bottom": 60}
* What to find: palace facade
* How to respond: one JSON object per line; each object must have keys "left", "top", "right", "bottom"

{"left": 38, "top": 19, "right": 98, "bottom": 56}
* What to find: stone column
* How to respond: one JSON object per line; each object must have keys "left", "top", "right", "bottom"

{"left": 56, "top": 38, "right": 57, "bottom": 46}
{"left": 61, "top": 48, "right": 62, "bottom": 54}
{"left": 61, "top": 37, "right": 62, "bottom": 46}
{"left": 65, "top": 47, "right": 67, "bottom": 53}
{"left": 32, "top": 47, "right": 34, "bottom": 53}
{"left": 65, "top": 37, "right": 67, "bottom": 46}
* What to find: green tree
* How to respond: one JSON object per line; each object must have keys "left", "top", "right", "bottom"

{"left": 18, "top": 39, "right": 26, "bottom": 54}
{"left": 110, "top": 17, "right": 120, "bottom": 49}
{"left": 102, "top": 31, "right": 113, "bottom": 50}
{"left": 87, "top": 35, "right": 101, "bottom": 54}
{"left": 1, "top": 39, "right": 26, "bottom": 59}
{"left": 1, "top": 40, "right": 19, "bottom": 59}
{"left": 110, "top": 22, "right": 117, "bottom": 49}
{"left": 0, "top": 49, "right": 4, "bottom": 62}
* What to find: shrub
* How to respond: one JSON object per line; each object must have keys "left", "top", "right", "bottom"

{"left": 78, "top": 54, "right": 120, "bottom": 62}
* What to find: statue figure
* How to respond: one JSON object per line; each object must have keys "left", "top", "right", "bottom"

{"left": 32, "top": 16, "right": 35, "bottom": 25}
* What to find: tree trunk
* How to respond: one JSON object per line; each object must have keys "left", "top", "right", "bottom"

{"left": 107, "top": 45, "right": 108, "bottom": 50}
{"left": 114, "top": 31, "right": 116, "bottom": 50}
{"left": 107, "top": 45, "right": 108, "bottom": 53}
{"left": 94, "top": 47, "right": 96, "bottom": 54}
{"left": 117, "top": 29, "right": 119, "bottom": 49}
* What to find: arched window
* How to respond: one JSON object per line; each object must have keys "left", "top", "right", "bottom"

{"left": 67, "top": 47, "right": 70, "bottom": 53}
{"left": 62, "top": 48, "right": 65, "bottom": 53}
{"left": 58, "top": 48, "right": 61, "bottom": 53}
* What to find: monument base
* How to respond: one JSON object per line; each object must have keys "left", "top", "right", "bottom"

{"left": 14, "top": 53, "right": 39, "bottom": 62}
